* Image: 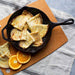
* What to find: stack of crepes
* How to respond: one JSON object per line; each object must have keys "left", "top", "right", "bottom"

{"left": 10, "top": 10, "right": 48, "bottom": 49}
{"left": 0, "top": 42, "right": 11, "bottom": 68}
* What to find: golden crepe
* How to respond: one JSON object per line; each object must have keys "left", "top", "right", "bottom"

{"left": 0, "top": 42, "right": 11, "bottom": 58}
{"left": 29, "top": 24, "right": 48, "bottom": 38}
{"left": 0, "top": 42, "right": 11, "bottom": 68}
{"left": 11, "top": 28, "right": 27, "bottom": 41}
{"left": 0, "top": 56, "right": 9, "bottom": 68}
{"left": 22, "top": 10, "right": 33, "bottom": 17}
{"left": 11, "top": 10, "right": 33, "bottom": 30}
{"left": 27, "top": 13, "right": 43, "bottom": 29}
{"left": 24, "top": 23, "right": 29, "bottom": 29}
{"left": 31, "top": 32, "right": 43, "bottom": 47}
{"left": 19, "top": 31, "right": 35, "bottom": 49}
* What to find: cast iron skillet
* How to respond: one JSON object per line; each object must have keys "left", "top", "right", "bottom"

{"left": 1, "top": 6, "right": 74, "bottom": 54}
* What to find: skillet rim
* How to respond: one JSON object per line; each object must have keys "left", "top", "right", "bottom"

{"left": 2, "top": 6, "right": 54, "bottom": 53}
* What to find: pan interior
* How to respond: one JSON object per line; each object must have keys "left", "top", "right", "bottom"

{"left": 7, "top": 6, "right": 52, "bottom": 53}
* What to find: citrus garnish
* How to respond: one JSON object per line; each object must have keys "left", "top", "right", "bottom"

{"left": 17, "top": 51, "right": 31, "bottom": 64}
{"left": 9, "top": 55, "right": 22, "bottom": 70}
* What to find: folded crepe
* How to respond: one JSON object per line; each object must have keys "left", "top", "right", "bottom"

{"left": 29, "top": 24, "right": 48, "bottom": 38}
{"left": 19, "top": 31, "right": 35, "bottom": 49}
{"left": 0, "top": 56, "right": 9, "bottom": 68}
{"left": 0, "top": 42, "right": 11, "bottom": 68}
{"left": 11, "top": 10, "right": 33, "bottom": 30}
{"left": 31, "top": 32, "right": 43, "bottom": 47}
{"left": 11, "top": 28, "right": 27, "bottom": 41}
{"left": 27, "top": 13, "right": 43, "bottom": 29}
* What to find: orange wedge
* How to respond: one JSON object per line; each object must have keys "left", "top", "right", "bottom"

{"left": 9, "top": 55, "right": 22, "bottom": 70}
{"left": 17, "top": 51, "right": 31, "bottom": 64}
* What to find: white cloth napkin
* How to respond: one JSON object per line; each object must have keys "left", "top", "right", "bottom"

{"left": 0, "top": 0, "right": 30, "bottom": 20}
{"left": 0, "top": 0, "right": 75, "bottom": 75}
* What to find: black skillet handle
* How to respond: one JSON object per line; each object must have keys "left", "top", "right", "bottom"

{"left": 52, "top": 18, "right": 74, "bottom": 28}
{"left": 2, "top": 25, "right": 10, "bottom": 42}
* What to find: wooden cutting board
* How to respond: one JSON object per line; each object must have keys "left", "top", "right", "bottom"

{"left": 0, "top": 0, "right": 68, "bottom": 75}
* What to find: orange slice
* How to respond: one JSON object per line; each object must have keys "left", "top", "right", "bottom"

{"left": 17, "top": 51, "right": 31, "bottom": 64}
{"left": 9, "top": 55, "right": 22, "bottom": 70}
